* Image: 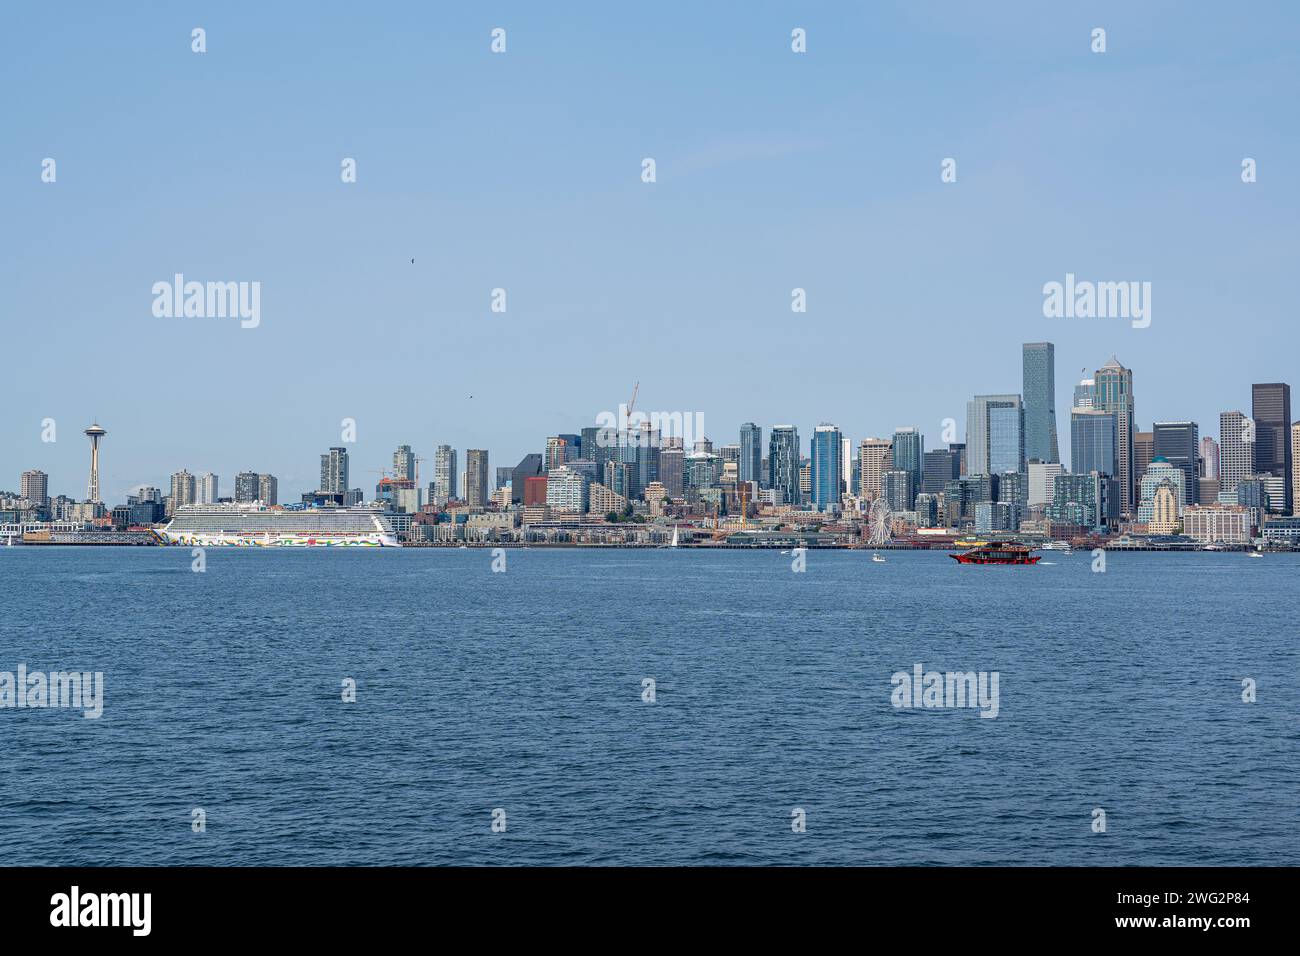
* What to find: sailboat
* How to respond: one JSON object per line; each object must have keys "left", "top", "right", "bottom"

{"left": 670, "top": 525, "right": 679, "bottom": 548}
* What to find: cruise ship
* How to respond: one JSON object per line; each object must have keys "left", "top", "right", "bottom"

{"left": 155, "top": 503, "right": 399, "bottom": 547}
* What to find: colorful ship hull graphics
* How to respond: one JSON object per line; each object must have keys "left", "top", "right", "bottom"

{"left": 155, "top": 503, "right": 400, "bottom": 548}
{"left": 950, "top": 541, "right": 1041, "bottom": 565}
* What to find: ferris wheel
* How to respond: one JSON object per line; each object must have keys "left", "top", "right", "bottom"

{"left": 868, "top": 498, "right": 893, "bottom": 546}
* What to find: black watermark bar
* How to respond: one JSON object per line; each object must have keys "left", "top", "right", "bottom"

{"left": 0, "top": 866, "right": 1283, "bottom": 942}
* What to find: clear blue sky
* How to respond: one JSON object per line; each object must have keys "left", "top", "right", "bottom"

{"left": 3, "top": 1, "right": 1297, "bottom": 501}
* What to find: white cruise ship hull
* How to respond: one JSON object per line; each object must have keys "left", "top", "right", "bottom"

{"left": 154, "top": 530, "right": 398, "bottom": 547}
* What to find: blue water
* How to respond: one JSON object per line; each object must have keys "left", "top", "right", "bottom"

{"left": 1, "top": 547, "right": 1296, "bottom": 866}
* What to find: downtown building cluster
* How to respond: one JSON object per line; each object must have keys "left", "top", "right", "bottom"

{"left": 4, "top": 343, "right": 1299, "bottom": 548}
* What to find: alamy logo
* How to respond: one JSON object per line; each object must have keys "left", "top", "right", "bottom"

{"left": 890, "top": 663, "right": 1000, "bottom": 718}
{"left": 1042, "top": 273, "right": 1151, "bottom": 329}
{"left": 0, "top": 665, "right": 103, "bottom": 718}
{"left": 50, "top": 886, "right": 151, "bottom": 936}
{"left": 593, "top": 404, "right": 705, "bottom": 449}
{"left": 152, "top": 273, "right": 261, "bottom": 328}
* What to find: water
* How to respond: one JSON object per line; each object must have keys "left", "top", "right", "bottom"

{"left": 1, "top": 547, "right": 1296, "bottom": 866}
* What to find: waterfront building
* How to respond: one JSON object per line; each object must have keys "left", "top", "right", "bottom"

{"left": 1152, "top": 421, "right": 1199, "bottom": 506}
{"left": 966, "top": 394, "right": 1024, "bottom": 477}
{"left": 1094, "top": 357, "right": 1135, "bottom": 514}
{"left": 588, "top": 481, "right": 626, "bottom": 516}
{"left": 546, "top": 466, "right": 589, "bottom": 514}
{"left": 1252, "top": 383, "right": 1292, "bottom": 514}
{"left": 1022, "top": 342, "right": 1060, "bottom": 463}
{"left": 1183, "top": 504, "right": 1250, "bottom": 544}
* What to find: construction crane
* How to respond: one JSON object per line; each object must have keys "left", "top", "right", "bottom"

{"left": 625, "top": 381, "right": 639, "bottom": 422}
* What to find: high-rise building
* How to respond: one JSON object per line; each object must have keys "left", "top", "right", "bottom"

{"left": 197, "top": 473, "right": 219, "bottom": 504}
{"left": 466, "top": 449, "right": 489, "bottom": 507}
{"left": 495, "top": 466, "right": 513, "bottom": 493}
{"left": 20, "top": 470, "right": 49, "bottom": 508}
{"left": 392, "top": 445, "right": 415, "bottom": 482}
{"left": 1152, "top": 421, "right": 1199, "bottom": 506}
{"left": 811, "top": 424, "right": 843, "bottom": 512}
{"left": 966, "top": 395, "right": 1024, "bottom": 477}
{"left": 1094, "top": 358, "right": 1135, "bottom": 514}
{"left": 258, "top": 473, "right": 278, "bottom": 506}
{"left": 1199, "top": 437, "right": 1220, "bottom": 481}
{"left": 1138, "top": 458, "right": 1186, "bottom": 521}
{"left": 1027, "top": 461, "right": 1064, "bottom": 507}
{"left": 1218, "top": 411, "right": 1253, "bottom": 498}
{"left": 545, "top": 466, "right": 589, "bottom": 513}
{"left": 1252, "top": 383, "right": 1292, "bottom": 514}
{"left": 1133, "top": 431, "right": 1154, "bottom": 490}
{"left": 1291, "top": 423, "right": 1300, "bottom": 517}
{"left": 768, "top": 426, "right": 800, "bottom": 505}
{"left": 1048, "top": 472, "right": 1117, "bottom": 531}
{"left": 739, "top": 423, "right": 762, "bottom": 486}
{"left": 545, "top": 436, "right": 576, "bottom": 473}
{"left": 858, "top": 438, "right": 892, "bottom": 500}
{"left": 1071, "top": 409, "right": 1117, "bottom": 478}
{"left": 1022, "top": 342, "right": 1060, "bottom": 464}
{"left": 1073, "top": 379, "right": 1096, "bottom": 410}
{"left": 320, "top": 447, "right": 349, "bottom": 494}
{"left": 890, "top": 427, "right": 923, "bottom": 511}
{"left": 883, "top": 470, "right": 913, "bottom": 514}
{"left": 234, "top": 471, "right": 260, "bottom": 502}
{"left": 921, "top": 449, "right": 959, "bottom": 495}
{"left": 658, "top": 445, "right": 684, "bottom": 498}
{"left": 509, "top": 453, "right": 542, "bottom": 505}
{"left": 170, "top": 470, "right": 196, "bottom": 508}
{"left": 841, "top": 436, "right": 853, "bottom": 497}
{"left": 433, "top": 445, "right": 458, "bottom": 503}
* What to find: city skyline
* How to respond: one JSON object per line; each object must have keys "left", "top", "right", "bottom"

{"left": 5, "top": 3, "right": 1299, "bottom": 502}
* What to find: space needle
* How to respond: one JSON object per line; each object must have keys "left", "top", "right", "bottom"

{"left": 84, "top": 422, "right": 107, "bottom": 503}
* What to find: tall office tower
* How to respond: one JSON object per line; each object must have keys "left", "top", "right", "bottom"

{"left": 1027, "top": 461, "right": 1064, "bottom": 507}
{"left": 1073, "top": 379, "right": 1096, "bottom": 410}
{"left": 1152, "top": 422, "right": 1200, "bottom": 506}
{"left": 739, "top": 423, "right": 762, "bottom": 485}
{"left": 495, "top": 466, "right": 513, "bottom": 492}
{"left": 768, "top": 426, "right": 800, "bottom": 505}
{"left": 20, "top": 469, "right": 49, "bottom": 508}
{"left": 433, "top": 445, "right": 458, "bottom": 502}
{"left": 949, "top": 442, "right": 967, "bottom": 477}
{"left": 966, "top": 395, "right": 1024, "bottom": 477}
{"left": 197, "top": 473, "right": 219, "bottom": 504}
{"left": 170, "top": 470, "right": 197, "bottom": 508}
{"left": 617, "top": 423, "right": 659, "bottom": 500}
{"left": 320, "top": 447, "right": 350, "bottom": 494}
{"left": 510, "top": 453, "right": 543, "bottom": 504}
{"left": 1292, "top": 423, "right": 1300, "bottom": 516}
{"left": 1134, "top": 431, "right": 1154, "bottom": 489}
{"left": 1252, "top": 383, "right": 1293, "bottom": 514}
{"left": 890, "top": 427, "right": 923, "bottom": 509}
{"left": 719, "top": 444, "right": 741, "bottom": 466}
{"left": 841, "top": 436, "right": 854, "bottom": 497}
{"left": 922, "top": 449, "right": 959, "bottom": 495}
{"left": 1199, "top": 437, "right": 1220, "bottom": 481}
{"left": 883, "top": 470, "right": 913, "bottom": 514}
{"left": 234, "top": 471, "right": 260, "bottom": 502}
{"left": 465, "top": 449, "right": 489, "bottom": 507}
{"left": 799, "top": 460, "right": 812, "bottom": 502}
{"left": 83, "top": 422, "right": 107, "bottom": 502}
{"left": 258, "top": 473, "right": 278, "bottom": 506}
{"left": 1218, "top": 411, "right": 1253, "bottom": 498}
{"left": 1071, "top": 408, "right": 1117, "bottom": 477}
{"left": 1093, "top": 357, "right": 1135, "bottom": 514}
{"left": 1022, "top": 343, "right": 1060, "bottom": 463}
{"left": 858, "top": 438, "right": 892, "bottom": 500}
{"left": 392, "top": 445, "right": 415, "bottom": 482}
{"left": 582, "top": 425, "right": 617, "bottom": 485}
{"left": 811, "top": 424, "right": 843, "bottom": 512}
{"left": 657, "top": 445, "right": 684, "bottom": 497}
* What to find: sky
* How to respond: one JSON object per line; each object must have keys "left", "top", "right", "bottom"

{"left": 3, "top": 1, "right": 1298, "bottom": 502}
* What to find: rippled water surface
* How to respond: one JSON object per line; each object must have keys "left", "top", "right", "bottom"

{"left": 2, "top": 546, "right": 1296, "bottom": 865}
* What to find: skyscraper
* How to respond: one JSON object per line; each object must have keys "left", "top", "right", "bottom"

{"left": 1022, "top": 343, "right": 1060, "bottom": 463}
{"left": 258, "top": 473, "right": 278, "bottom": 506}
{"left": 1152, "top": 422, "right": 1199, "bottom": 506}
{"left": 811, "top": 424, "right": 843, "bottom": 512}
{"left": 768, "top": 426, "right": 800, "bottom": 505}
{"left": 170, "top": 470, "right": 196, "bottom": 508}
{"left": 1292, "top": 423, "right": 1300, "bottom": 517}
{"left": 891, "top": 427, "right": 923, "bottom": 510}
{"left": 1218, "top": 411, "right": 1253, "bottom": 498}
{"left": 921, "top": 448, "right": 959, "bottom": 495}
{"left": 857, "top": 438, "right": 891, "bottom": 500}
{"left": 1199, "top": 437, "right": 1220, "bottom": 481}
{"left": 434, "top": 445, "right": 458, "bottom": 503}
{"left": 739, "top": 423, "right": 762, "bottom": 485}
{"left": 1134, "top": 431, "right": 1154, "bottom": 489}
{"left": 235, "top": 471, "right": 261, "bottom": 502}
{"left": 392, "top": 445, "right": 415, "bottom": 482}
{"left": 1071, "top": 408, "right": 1117, "bottom": 478}
{"left": 1093, "top": 358, "right": 1135, "bottom": 514}
{"left": 1073, "top": 379, "right": 1096, "bottom": 410}
{"left": 466, "top": 449, "right": 489, "bottom": 507}
{"left": 1252, "top": 383, "right": 1292, "bottom": 514}
{"left": 320, "top": 447, "right": 349, "bottom": 495}
{"left": 510, "top": 453, "right": 543, "bottom": 505}
{"left": 966, "top": 395, "right": 1023, "bottom": 477}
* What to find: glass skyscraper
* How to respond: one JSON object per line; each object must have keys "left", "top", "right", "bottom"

{"left": 891, "top": 427, "right": 923, "bottom": 510}
{"left": 1252, "top": 383, "right": 1292, "bottom": 514}
{"left": 811, "top": 424, "right": 843, "bottom": 512}
{"left": 768, "top": 426, "right": 800, "bottom": 505}
{"left": 1152, "top": 421, "right": 1199, "bottom": 506}
{"left": 739, "top": 423, "right": 762, "bottom": 486}
{"left": 1022, "top": 342, "right": 1060, "bottom": 463}
{"left": 967, "top": 395, "right": 1024, "bottom": 477}
{"left": 1071, "top": 408, "right": 1117, "bottom": 477}
{"left": 1094, "top": 357, "right": 1135, "bottom": 515}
